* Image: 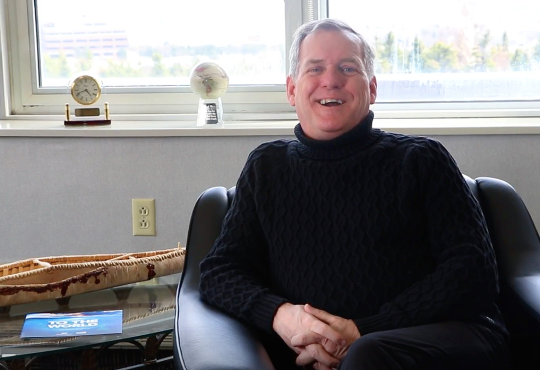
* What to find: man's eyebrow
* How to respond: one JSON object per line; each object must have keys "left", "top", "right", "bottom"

{"left": 340, "top": 57, "right": 361, "bottom": 65}
{"left": 303, "top": 57, "right": 360, "bottom": 65}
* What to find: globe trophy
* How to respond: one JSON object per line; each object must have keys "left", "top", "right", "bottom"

{"left": 189, "top": 62, "right": 229, "bottom": 127}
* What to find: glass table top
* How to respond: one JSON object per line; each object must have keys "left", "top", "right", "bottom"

{"left": 0, "top": 273, "right": 180, "bottom": 359}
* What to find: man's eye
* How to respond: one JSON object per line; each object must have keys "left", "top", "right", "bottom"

{"left": 308, "top": 67, "right": 322, "bottom": 73}
{"left": 342, "top": 67, "right": 357, "bottom": 73}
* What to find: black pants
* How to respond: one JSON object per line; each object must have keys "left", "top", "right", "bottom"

{"left": 262, "top": 321, "right": 510, "bottom": 370}
{"left": 338, "top": 321, "right": 510, "bottom": 370}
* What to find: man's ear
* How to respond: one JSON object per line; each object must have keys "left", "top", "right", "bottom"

{"left": 286, "top": 75, "right": 296, "bottom": 107}
{"left": 369, "top": 75, "right": 377, "bottom": 105}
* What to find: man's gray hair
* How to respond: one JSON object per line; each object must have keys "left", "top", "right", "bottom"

{"left": 288, "top": 18, "right": 375, "bottom": 80}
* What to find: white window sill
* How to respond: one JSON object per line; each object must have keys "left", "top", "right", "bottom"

{"left": 0, "top": 116, "right": 540, "bottom": 137}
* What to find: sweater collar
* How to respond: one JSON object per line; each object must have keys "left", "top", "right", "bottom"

{"left": 294, "top": 111, "right": 380, "bottom": 160}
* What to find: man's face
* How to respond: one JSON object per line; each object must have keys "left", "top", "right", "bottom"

{"left": 287, "top": 30, "right": 377, "bottom": 141}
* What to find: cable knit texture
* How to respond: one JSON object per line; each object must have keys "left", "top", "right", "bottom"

{"left": 199, "top": 111, "right": 507, "bottom": 340}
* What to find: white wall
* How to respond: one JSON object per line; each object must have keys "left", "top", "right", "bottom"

{"left": 0, "top": 133, "right": 539, "bottom": 263}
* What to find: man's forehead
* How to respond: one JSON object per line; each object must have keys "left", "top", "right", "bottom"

{"left": 299, "top": 30, "right": 364, "bottom": 63}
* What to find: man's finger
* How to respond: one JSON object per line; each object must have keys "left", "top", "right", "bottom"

{"left": 308, "top": 318, "right": 344, "bottom": 345}
{"left": 313, "top": 362, "right": 334, "bottom": 370}
{"left": 296, "top": 349, "right": 315, "bottom": 367}
{"left": 305, "top": 304, "right": 336, "bottom": 324}
{"left": 291, "top": 331, "right": 323, "bottom": 347}
{"left": 296, "top": 344, "right": 340, "bottom": 368}
{"left": 308, "top": 344, "right": 340, "bottom": 368}
{"left": 292, "top": 332, "right": 340, "bottom": 354}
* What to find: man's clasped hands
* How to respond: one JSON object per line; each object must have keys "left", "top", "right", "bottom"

{"left": 272, "top": 303, "right": 361, "bottom": 370}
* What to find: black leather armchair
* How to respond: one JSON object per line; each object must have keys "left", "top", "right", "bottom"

{"left": 173, "top": 176, "right": 540, "bottom": 370}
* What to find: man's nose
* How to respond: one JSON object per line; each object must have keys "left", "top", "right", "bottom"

{"left": 320, "top": 68, "right": 345, "bottom": 89}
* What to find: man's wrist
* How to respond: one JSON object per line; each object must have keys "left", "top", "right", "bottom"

{"left": 272, "top": 302, "right": 292, "bottom": 332}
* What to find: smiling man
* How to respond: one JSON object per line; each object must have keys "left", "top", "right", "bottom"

{"left": 286, "top": 25, "right": 376, "bottom": 141}
{"left": 200, "top": 19, "right": 511, "bottom": 370}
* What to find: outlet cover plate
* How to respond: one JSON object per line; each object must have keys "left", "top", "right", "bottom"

{"left": 132, "top": 199, "right": 156, "bottom": 236}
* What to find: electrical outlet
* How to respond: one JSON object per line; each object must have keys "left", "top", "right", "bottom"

{"left": 132, "top": 199, "right": 156, "bottom": 236}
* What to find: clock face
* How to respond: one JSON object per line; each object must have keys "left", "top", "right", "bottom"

{"left": 70, "top": 75, "right": 101, "bottom": 105}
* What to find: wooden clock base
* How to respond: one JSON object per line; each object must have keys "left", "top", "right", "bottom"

{"left": 64, "top": 119, "right": 111, "bottom": 126}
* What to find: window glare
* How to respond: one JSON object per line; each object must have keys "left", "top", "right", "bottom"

{"left": 36, "top": 0, "right": 286, "bottom": 88}
{"left": 329, "top": 0, "right": 540, "bottom": 102}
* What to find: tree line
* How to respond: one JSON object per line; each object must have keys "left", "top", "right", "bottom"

{"left": 42, "top": 31, "right": 540, "bottom": 79}
{"left": 42, "top": 43, "right": 282, "bottom": 79}
{"left": 376, "top": 31, "right": 540, "bottom": 73}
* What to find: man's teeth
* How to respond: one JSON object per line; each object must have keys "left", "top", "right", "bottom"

{"left": 320, "top": 99, "right": 343, "bottom": 105}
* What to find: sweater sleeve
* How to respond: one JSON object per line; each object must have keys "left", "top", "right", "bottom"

{"left": 199, "top": 152, "right": 288, "bottom": 334}
{"left": 355, "top": 139, "right": 499, "bottom": 335}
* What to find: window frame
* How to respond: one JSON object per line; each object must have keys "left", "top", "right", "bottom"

{"left": 1, "top": 0, "right": 540, "bottom": 122}
{"left": 3, "top": 0, "right": 306, "bottom": 120}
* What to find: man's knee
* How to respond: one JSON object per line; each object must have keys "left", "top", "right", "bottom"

{"left": 351, "top": 334, "right": 384, "bottom": 354}
{"left": 341, "top": 333, "right": 398, "bottom": 368}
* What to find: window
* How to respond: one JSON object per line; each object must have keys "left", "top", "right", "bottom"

{"left": 36, "top": 0, "right": 286, "bottom": 88}
{"left": 328, "top": 0, "right": 540, "bottom": 117}
{"left": 1, "top": 0, "right": 539, "bottom": 121}
{"left": 4, "top": 0, "right": 301, "bottom": 118}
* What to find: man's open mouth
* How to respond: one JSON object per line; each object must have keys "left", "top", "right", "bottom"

{"left": 319, "top": 99, "right": 343, "bottom": 106}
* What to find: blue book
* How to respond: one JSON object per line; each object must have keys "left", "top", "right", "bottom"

{"left": 20, "top": 310, "right": 123, "bottom": 338}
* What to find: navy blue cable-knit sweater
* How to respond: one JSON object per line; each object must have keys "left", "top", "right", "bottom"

{"left": 199, "top": 111, "right": 507, "bottom": 341}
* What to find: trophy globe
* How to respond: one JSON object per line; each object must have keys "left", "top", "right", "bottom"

{"left": 189, "top": 62, "right": 229, "bottom": 127}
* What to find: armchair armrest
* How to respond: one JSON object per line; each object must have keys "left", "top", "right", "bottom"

{"left": 475, "top": 177, "right": 540, "bottom": 343}
{"left": 174, "top": 290, "right": 275, "bottom": 370}
{"left": 512, "top": 276, "right": 540, "bottom": 325}
{"left": 173, "top": 186, "right": 275, "bottom": 370}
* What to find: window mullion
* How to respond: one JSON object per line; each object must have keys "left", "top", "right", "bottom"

{"left": 27, "top": 0, "right": 40, "bottom": 95}
{"left": 7, "top": 0, "right": 36, "bottom": 116}
{"left": 0, "top": 0, "right": 10, "bottom": 118}
{"left": 318, "top": 0, "right": 329, "bottom": 19}
{"left": 302, "top": 0, "right": 328, "bottom": 21}
{"left": 284, "top": 0, "right": 305, "bottom": 76}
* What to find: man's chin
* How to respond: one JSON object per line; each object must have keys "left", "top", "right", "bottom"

{"left": 307, "top": 125, "right": 348, "bottom": 140}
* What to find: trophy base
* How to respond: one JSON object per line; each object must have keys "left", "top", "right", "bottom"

{"left": 64, "top": 119, "right": 111, "bottom": 126}
{"left": 197, "top": 98, "right": 224, "bottom": 127}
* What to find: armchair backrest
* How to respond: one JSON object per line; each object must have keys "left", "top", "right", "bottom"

{"left": 464, "top": 175, "right": 540, "bottom": 359}
{"left": 179, "top": 187, "right": 230, "bottom": 294}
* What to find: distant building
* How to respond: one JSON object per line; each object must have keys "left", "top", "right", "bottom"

{"left": 39, "top": 18, "right": 129, "bottom": 58}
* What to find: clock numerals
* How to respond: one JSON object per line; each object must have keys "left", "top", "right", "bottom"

{"left": 71, "top": 75, "right": 101, "bottom": 105}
